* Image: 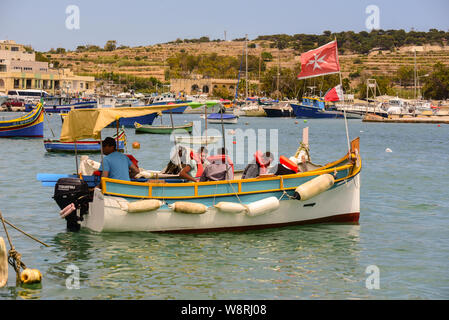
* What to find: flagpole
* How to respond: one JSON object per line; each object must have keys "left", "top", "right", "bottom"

{"left": 333, "top": 36, "right": 350, "bottom": 155}
{"left": 339, "top": 71, "right": 351, "bottom": 155}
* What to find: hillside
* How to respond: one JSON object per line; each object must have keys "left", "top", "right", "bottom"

{"left": 41, "top": 30, "right": 449, "bottom": 98}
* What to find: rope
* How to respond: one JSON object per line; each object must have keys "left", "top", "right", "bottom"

{"left": 0, "top": 210, "right": 26, "bottom": 282}
{"left": 278, "top": 190, "right": 295, "bottom": 201}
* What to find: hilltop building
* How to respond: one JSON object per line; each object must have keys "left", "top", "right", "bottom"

{"left": 0, "top": 40, "right": 95, "bottom": 95}
{"left": 170, "top": 76, "right": 259, "bottom": 96}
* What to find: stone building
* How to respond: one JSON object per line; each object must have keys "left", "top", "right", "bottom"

{"left": 0, "top": 40, "right": 95, "bottom": 95}
{"left": 170, "top": 77, "right": 259, "bottom": 96}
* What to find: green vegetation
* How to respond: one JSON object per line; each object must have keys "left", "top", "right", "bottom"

{"left": 166, "top": 52, "right": 266, "bottom": 79}
{"left": 422, "top": 63, "right": 449, "bottom": 99}
{"left": 256, "top": 29, "right": 449, "bottom": 54}
{"left": 93, "top": 71, "right": 163, "bottom": 93}
{"left": 104, "top": 40, "right": 117, "bottom": 51}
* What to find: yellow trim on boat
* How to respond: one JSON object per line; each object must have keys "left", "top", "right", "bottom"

{"left": 101, "top": 161, "right": 357, "bottom": 199}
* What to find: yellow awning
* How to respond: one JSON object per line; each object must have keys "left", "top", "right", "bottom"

{"left": 60, "top": 103, "right": 191, "bottom": 142}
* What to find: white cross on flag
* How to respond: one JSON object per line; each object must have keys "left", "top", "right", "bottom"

{"left": 297, "top": 40, "right": 340, "bottom": 80}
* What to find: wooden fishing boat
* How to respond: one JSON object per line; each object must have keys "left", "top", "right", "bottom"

{"left": 57, "top": 137, "right": 361, "bottom": 233}
{"left": 40, "top": 81, "right": 361, "bottom": 234}
{"left": 207, "top": 113, "right": 238, "bottom": 124}
{"left": 43, "top": 129, "right": 126, "bottom": 153}
{"left": 134, "top": 121, "right": 193, "bottom": 134}
{"left": 174, "top": 135, "right": 220, "bottom": 145}
{"left": 0, "top": 103, "right": 44, "bottom": 138}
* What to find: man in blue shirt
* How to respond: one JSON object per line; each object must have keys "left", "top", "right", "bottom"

{"left": 99, "top": 137, "right": 139, "bottom": 182}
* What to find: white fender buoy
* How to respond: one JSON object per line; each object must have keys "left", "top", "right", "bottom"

{"left": 0, "top": 237, "right": 8, "bottom": 288}
{"left": 385, "top": 148, "right": 392, "bottom": 153}
{"left": 245, "top": 197, "right": 280, "bottom": 217}
{"left": 169, "top": 202, "right": 207, "bottom": 214}
{"left": 214, "top": 202, "right": 247, "bottom": 213}
{"left": 294, "top": 174, "right": 335, "bottom": 201}
{"left": 126, "top": 199, "right": 163, "bottom": 213}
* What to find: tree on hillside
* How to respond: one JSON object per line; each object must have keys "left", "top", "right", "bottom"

{"left": 104, "top": 40, "right": 117, "bottom": 51}
{"left": 396, "top": 66, "right": 414, "bottom": 88}
{"left": 422, "top": 63, "right": 449, "bottom": 100}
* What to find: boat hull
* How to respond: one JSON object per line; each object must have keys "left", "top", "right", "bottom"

{"left": 207, "top": 118, "right": 238, "bottom": 124}
{"left": 82, "top": 173, "right": 360, "bottom": 233}
{"left": 135, "top": 122, "right": 193, "bottom": 134}
{"left": 291, "top": 104, "right": 346, "bottom": 119}
{"left": 107, "top": 112, "right": 158, "bottom": 128}
{"left": 263, "top": 108, "right": 293, "bottom": 118}
{"left": 44, "top": 139, "right": 125, "bottom": 153}
{"left": 0, "top": 105, "right": 44, "bottom": 138}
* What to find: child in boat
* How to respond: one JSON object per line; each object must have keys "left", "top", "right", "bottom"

{"left": 242, "top": 151, "right": 274, "bottom": 179}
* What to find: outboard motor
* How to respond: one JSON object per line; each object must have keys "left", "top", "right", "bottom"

{"left": 53, "top": 178, "right": 91, "bottom": 232}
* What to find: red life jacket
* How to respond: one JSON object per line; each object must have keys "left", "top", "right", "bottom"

{"left": 190, "top": 151, "right": 203, "bottom": 178}
{"left": 254, "top": 151, "right": 270, "bottom": 175}
{"left": 206, "top": 154, "right": 234, "bottom": 173}
{"left": 126, "top": 154, "right": 139, "bottom": 168}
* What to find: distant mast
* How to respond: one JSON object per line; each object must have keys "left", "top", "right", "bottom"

{"left": 245, "top": 34, "right": 248, "bottom": 107}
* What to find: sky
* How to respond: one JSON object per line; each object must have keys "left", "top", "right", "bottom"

{"left": 1, "top": 0, "right": 449, "bottom": 52}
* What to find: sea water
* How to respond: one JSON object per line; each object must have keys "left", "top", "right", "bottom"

{"left": 0, "top": 112, "right": 447, "bottom": 299}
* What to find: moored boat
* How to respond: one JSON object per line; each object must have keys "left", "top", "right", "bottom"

{"left": 263, "top": 102, "right": 294, "bottom": 117}
{"left": 135, "top": 121, "right": 193, "bottom": 134}
{"left": 44, "top": 129, "right": 126, "bottom": 153}
{"left": 207, "top": 113, "right": 238, "bottom": 124}
{"left": 0, "top": 103, "right": 44, "bottom": 138}
{"left": 291, "top": 97, "right": 359, "bottom": 119}
{"left": 174, "top": 135, "right": 220, "bottom": 145}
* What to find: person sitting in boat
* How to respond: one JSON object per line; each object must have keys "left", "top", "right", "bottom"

{"left": 242, "top": 151, "right": 274, "bottom": 179}
{"left": 177, "top": 146, "right": 198, "bottom": 183}
{"left": 200, "top": 148, "right": 234, "bottom": 182}
{"left": 98, "top": 137, "right": 140, "bottom": 184}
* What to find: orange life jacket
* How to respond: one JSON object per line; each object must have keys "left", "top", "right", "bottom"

{"left": 279, "top": 155, "right": 298, "bottom": 173}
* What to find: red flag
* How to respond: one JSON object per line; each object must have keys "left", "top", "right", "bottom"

{"left": 297, "top": 40, "right": 340, "bottom": 80}
{"left": 324, "top": 84, "right": 344, "bottom": 102}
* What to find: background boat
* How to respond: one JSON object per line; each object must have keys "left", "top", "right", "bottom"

{"left": 291, "top": 97, "right": 359, "bottom": 119}
{"left": 43, "top": 129, "right": 126, "bottom": 153}
{"left": 135, "top": 121, "right": 193, "bottom": 134}
{"left": 207, "top": 113, "right": 238, "bottom": 124}
{"left": 0, "top": 103, "right": 44, "bottom": 138}
{"left": 174, "top": 135, "right": 220, "bottom": 145}
{"left": 263, "top": 102, "right": 294, "bottom": 117}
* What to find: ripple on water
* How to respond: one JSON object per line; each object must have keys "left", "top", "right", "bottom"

{"left": 0, "top": 116, "right": 448, "bottom": 299}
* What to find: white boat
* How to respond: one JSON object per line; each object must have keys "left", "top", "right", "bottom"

{"left": 174, "top": 135, "right": 221, "bottom": 145}
{"left": 70, "top": 135, "right": 361, "bottom": 233}
{"left": 207, "top": 113, "right": 238, "bottom": 124}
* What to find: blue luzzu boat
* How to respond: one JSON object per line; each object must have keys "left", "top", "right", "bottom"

{"left": 43, "top": 129, "right": 126, "bottom": 153}
{"left": 207, "top": 113, "right": 238, "bottom": 124}
{"left": 291, "top": 96, "right": 358, "bottom": 119}
{"left": 0, "top": 103, "right": 44, "bottom": 138}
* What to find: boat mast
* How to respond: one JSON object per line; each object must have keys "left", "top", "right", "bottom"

{"left": 277, "top": 44, "right": 280, "bottom": 96}
{"left": 245, "top": 34, "right": 248, "bottom": 107}
{"left": 414, "top": 49, "right": 417, "bottom": 100}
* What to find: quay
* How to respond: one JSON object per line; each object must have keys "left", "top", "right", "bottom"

{"left": 362, "top": 113, "right": 449, "bottom": 124}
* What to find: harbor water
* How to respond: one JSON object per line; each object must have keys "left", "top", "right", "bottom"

{"left": 0, "top": 112, "right": 448, "bottom": 299}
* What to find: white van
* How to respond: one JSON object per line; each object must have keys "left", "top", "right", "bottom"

{"left": 7, "top": 89, "right": 49, "bottom": 103}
